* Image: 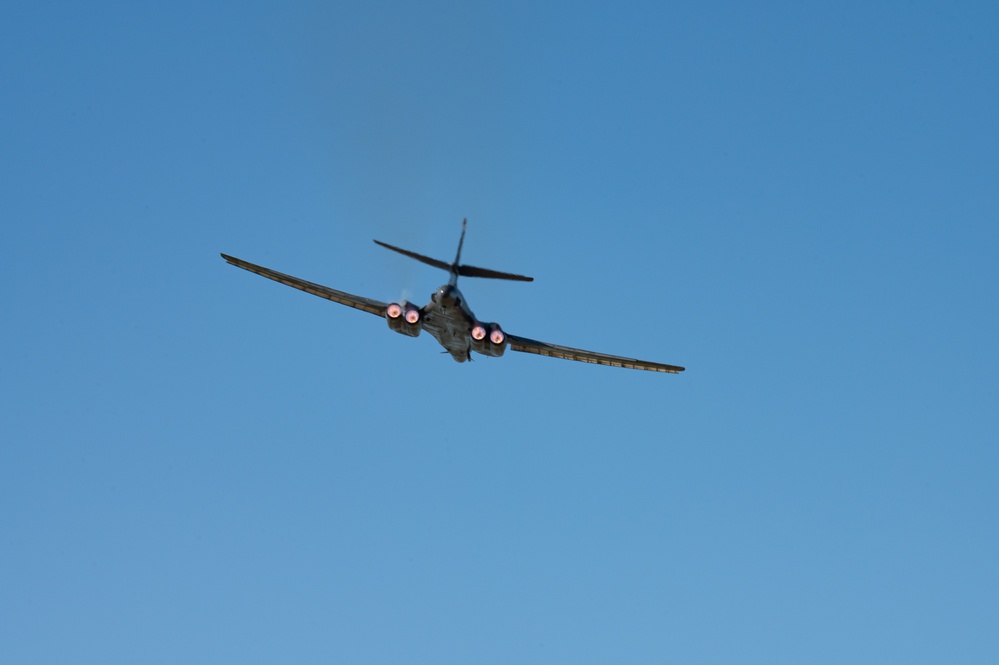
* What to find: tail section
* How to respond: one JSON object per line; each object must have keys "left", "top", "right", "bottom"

{"left": 372, "top": 239, "right": 452, "bottom": 273}
{"left": 453, "top": 218, "right": 467, "bottom": 270}
{"left": 374, "top": 219, "right": 533, "bottom": 285}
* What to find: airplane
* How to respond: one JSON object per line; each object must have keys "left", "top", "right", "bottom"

{"left": 221, "top": 220, "right": 685, "bottom": 374}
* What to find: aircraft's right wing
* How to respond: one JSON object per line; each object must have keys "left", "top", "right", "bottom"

{"left": 221, "top": 254, "right": 388, "bottom": 316}
{"left": 506, "top": 333, "right": 685, "bottom": 374}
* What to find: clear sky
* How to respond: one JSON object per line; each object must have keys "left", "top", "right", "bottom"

{"left": 2, "top": 1, "right": 997, "bottom": 663}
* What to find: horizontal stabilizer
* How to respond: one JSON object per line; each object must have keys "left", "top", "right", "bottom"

{"left": 373, "top": 240, "right": 451, "bottom": 272}
{"left": 373, "top": 238, "right": 533, "bottom": 282}
{"left": 457, "top": 264, "right": 533, "bottom": 282}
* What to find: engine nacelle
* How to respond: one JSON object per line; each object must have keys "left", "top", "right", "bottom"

{"left": 470, "top": 322, "right": 507, "bottom": 357}
{"left": 385, "top": 302, "right": 422, "bottom": 337}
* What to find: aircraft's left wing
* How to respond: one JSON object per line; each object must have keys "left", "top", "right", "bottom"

{"left": 506, "top": 333, "right": 684, "bottom": 374}
{"left": 221, "top": 253, "right": 388, "bottom": 316}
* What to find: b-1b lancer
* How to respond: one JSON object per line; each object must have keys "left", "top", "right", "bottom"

{"left": 221, "top": 220, "right": 684, "bottom": 374}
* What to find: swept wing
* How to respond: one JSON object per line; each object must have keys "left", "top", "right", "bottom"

{"left": 220, "top": 254, "right": 387, "bottom": 316}
{"left": 506, "top": 334, "right": 685, "bottom": 374}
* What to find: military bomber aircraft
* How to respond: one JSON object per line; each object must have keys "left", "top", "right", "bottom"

{"left": 221, "top": 220, "right": 684, "bottom": 374}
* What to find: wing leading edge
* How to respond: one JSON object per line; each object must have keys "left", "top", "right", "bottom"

{"left": 220, "top": 254, "right": 388, "bottom": 316}
{"left": 506, "top": 334, "right": 685, "bottom": 374}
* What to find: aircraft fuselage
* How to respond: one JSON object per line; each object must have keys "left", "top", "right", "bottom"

{"left": 421, "top": 284, "right": 482, "bottom": 362}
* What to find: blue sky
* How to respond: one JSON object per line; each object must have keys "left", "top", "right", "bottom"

{"left": 2, "top": 1, "right": 997, "bottom": 663}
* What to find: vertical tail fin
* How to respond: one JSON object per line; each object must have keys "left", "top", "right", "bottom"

{"left": 449, "top": 218, "right": 467, "bottom": 285}
{"left": 454, "top": 218, "right": 467, "bottom": 266}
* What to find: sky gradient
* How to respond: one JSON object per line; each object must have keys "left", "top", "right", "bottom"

{"left": 3, "top": 2, "right": 998, "bottom": 663}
